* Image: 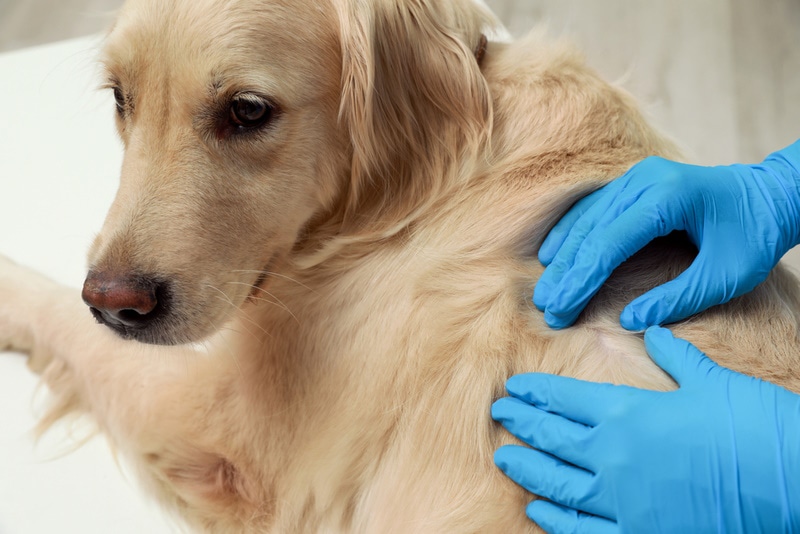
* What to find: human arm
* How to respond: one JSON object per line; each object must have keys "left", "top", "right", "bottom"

{"left": 534, "top": 140, "right": 800, "bottom": 330}
{"left": 492, "top": 326, "right": 800, "bottom": 533}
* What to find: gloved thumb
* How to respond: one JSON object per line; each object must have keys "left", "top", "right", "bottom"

{"left": 620, "top": 252, "right": 728, "bottom": 330}
{"left": 643, "top": 326, "right": 719, "bottom": 386}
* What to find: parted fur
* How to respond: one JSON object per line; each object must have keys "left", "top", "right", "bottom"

{"left": 2, "top": 0, "right": 800, "bottom": 532}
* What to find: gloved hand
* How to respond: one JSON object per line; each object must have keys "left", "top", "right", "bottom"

{"left": 492, "top": 326, "right": 800, "bottom": 533}
{"left": 534, "top": 140, "right": 800, "bottom": 330}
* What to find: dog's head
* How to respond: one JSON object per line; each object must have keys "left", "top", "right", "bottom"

{"left": 84, "top": 0, "right": 492, "bottom": 345}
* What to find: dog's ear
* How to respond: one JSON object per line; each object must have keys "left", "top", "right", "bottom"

{"left": 334, "top": 0, "right": 494, "bottom": 235}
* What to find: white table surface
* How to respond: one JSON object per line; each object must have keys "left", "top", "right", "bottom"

{"left": 0, "top": 36, "right": 177, "bottom": 534}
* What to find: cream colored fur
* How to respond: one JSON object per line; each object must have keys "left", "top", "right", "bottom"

{"left": 2, "top": 0, "right": 800, "bottom": 532}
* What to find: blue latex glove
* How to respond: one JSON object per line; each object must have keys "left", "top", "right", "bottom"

{"left": 492, "top": 326, "right": 800, "bottom": 533}
{"left": 534, "top": 140, "right": 800, "bottom": 330}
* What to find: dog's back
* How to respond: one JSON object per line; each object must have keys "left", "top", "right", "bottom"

{"left": 213, "top": 27, "right": 800, "bottom": 532}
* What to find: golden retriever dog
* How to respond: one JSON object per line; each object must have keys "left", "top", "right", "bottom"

{"left": 2, "top": 0, "right": 800, "bottom": 531}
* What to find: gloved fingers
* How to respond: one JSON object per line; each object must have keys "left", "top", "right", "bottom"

{"left": 643, "top": 326, "right": 719, "bottom": 386}
{"left": 618, "top": 250, "right": 738, "bottom": 330}
{"left": 539, "top": 157, "right": 663, "bottom": 269}
{"left": 527, "top": 500, "right": 619, "bottom": 534}
{"left": 535, "top": 182, "right": 632, "bottom": 314}
{"left": 539, "top": 187, "right": 608, "bottom": 266}
{"left": 494, "top": 445, "right": 612, "bottom": 519}
{"left": 492, "top": 397, "right": 592, "bottom": 469}
{"left": 541, "top": 202, "right": 674, "bottom": 328}
{"left": 535, "top": 227, "right": 588, "bottom": 315}
{"left": 505, "top": 373, "right": 639, "bottom": 427}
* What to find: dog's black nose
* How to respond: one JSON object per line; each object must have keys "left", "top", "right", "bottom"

{"left": 82, "top": 271, "right": 168, "bottom": 334}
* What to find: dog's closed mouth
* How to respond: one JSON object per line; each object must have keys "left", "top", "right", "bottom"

{"left": 246, "top": 254, "right": 280, "bottom": 303}
{"left": 248, "top": 270, "right": 269, "bottom": 301}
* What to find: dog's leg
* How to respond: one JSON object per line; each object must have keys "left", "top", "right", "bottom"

{"left": 0, "top": 256, "right": 71, "bottom": 372}
{"left": 0, "top": 255, "right": 266, "bottom": 530}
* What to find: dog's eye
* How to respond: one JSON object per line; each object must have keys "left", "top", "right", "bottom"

{"left": 113, "top": 86, "right": 126, "bottom": 116}
{"left": 229, "top": 94, "right": 273, "bottom": 130}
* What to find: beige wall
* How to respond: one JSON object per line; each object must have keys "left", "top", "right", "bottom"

{"left": 485, "top": 0, "right": 800, "bottom": 165}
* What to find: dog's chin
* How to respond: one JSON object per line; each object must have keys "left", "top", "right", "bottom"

{"left": 94, "top": 311, "right": 219, "bottom": 346}
{"left": 119, "top": 325, "right": 203, "bottom": 346}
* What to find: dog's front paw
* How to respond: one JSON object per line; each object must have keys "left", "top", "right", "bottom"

{"left": 0, "top": 255, "right": 58, "bottom": 359}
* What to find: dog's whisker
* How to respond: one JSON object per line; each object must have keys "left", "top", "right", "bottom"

{"left": 226, "top": 281, "right": 301, "bottom": 325}
{"left": 206, "top": 288, "right": 269, "bottom": 337}
{"left": 208, "top": 292, "right": 272, "bottom": 342}
{"left": 204, "top": 285, "right": 273, "bottom": 342}
{"left": 231, "top": 270, "right": 317, "bottom": 293}
{"left": 192, "top": 301, "right": 244, "bottom": 377}
{"left": 204, "top": 283, "right": 235, "bottom": 301}
{"left": 248, "top": 296, "right": 302, "bottom": 326}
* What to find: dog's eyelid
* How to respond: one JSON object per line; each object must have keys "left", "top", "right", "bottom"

{"left": 230, "top": 92, "right": 279, "bottom": 113}
{"left": 98, "top": 67, "right": 131, "bottom": 112}
{"left": 205, "top": 91, "right": 281, "bottom": 140}
{"left": 98, "top": 76, "right": 122, "bottom": 94}
{"left": 98, "top": 61, "right": 123, "bottom": 87}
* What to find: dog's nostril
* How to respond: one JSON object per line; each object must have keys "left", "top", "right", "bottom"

{"left": 118, "top": 308, "right": 151, "bottom": 322}
{"left": 82, "top": 271, "right": 168, "bottom": 330}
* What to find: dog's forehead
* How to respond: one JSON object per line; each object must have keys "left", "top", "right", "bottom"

{"left": 103, "top": 0, "right": 339, "bottom": 89}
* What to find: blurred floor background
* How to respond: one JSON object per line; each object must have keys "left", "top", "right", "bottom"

{"left": 1, "top": 0, "right": 798, "bottom": 165}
